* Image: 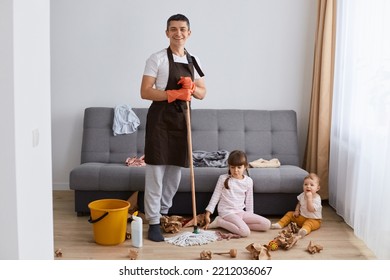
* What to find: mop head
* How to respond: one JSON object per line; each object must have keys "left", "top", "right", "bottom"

{"left": 165, "top": 229, "right": 219, "bottom": 247}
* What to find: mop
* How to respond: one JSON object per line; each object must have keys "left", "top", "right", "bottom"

{"left": 165, "top": 101, "right": 218, "bottom": 247}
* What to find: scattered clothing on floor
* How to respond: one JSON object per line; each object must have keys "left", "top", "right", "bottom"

{"left": 215, "top": 231, "right": 241, "bottom": 240}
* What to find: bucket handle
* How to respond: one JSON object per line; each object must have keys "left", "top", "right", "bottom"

{"left": 88, "top": 212, "right": 109, "bottom": 224}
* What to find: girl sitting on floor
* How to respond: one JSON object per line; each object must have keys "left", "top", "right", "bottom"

{"left": 203, "top": 150, "right": 271, "bottom": 236}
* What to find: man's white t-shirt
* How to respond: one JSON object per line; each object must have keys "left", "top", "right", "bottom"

{"left": 143, "top": 48, "right": 202, "bottom": 90}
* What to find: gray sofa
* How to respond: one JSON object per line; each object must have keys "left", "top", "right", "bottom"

{"left": 69, "top": 107, "right": 308, "bottom": 216}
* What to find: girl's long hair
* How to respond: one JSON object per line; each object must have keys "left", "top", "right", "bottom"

{"left": 224, "top": 150, "right": 249, "bottom": 189}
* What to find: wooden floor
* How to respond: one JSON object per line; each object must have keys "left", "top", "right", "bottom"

{"left": 53, "top": 190, "right": 376, "bottom": 260}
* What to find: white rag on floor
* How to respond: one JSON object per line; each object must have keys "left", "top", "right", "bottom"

{"left": 112, "top": 104, "right": 140, "bottom": 136}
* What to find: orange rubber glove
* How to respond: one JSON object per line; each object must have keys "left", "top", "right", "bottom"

{"left": 177, "top": 76, "right": 196, "bottom": 93}
{"left": 166, "top": 88, "right": 192, "bottom": 103}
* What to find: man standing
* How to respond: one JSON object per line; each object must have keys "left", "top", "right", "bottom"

{"left": 140, "top": 14, "right": 206, "bottom": 241}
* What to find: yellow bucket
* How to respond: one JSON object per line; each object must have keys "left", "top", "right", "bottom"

{"left": 88, "top": 199, "right": 130, "bottom": 245}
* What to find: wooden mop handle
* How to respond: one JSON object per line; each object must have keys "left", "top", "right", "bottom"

{"left": 185, "top": 101, "right": 197, "bottom": 226}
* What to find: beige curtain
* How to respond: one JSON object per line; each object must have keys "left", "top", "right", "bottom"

{"left": 303, "top": 0, "right": 337, "bottom": 199}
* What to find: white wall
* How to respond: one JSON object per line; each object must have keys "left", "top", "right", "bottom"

{"left": 0, "top": 0, "right": 19, "bottom": 260}
{"left": 0, "top": 0, "right": 53, "bottom": 259}
{"left": 51, "top": 0, "right": 317, "bottom": 189}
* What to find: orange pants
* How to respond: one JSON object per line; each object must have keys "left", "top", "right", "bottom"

{"left": 277, "top": 211, "right": 321, "bottom": 235}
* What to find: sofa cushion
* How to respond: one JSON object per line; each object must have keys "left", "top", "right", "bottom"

{"left": 70, "top": 163, "right": 146, "bottom": 191}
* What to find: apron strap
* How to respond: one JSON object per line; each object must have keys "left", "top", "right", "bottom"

{"left": 185, "top": 50, "right": 205, "bottom": 78}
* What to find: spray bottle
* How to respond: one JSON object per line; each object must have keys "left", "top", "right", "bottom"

{"left": 131, "top": 211, "right": 143, "bottom": 248}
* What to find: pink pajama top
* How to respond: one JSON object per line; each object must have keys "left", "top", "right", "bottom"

{"left": 205, "top": 174, "right": 253, "bottom": 218}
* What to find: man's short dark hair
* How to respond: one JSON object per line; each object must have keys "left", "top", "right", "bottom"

{"left": 166, "top": 14, "right": 190, "bottom": 30}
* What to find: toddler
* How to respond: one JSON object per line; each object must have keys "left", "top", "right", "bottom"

{"left": 271, "top": 173, "right": 322, "bottom": 238}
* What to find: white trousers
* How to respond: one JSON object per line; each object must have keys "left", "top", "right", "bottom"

{"left": 144, "top": 164, "right": 181, "bottom": 225}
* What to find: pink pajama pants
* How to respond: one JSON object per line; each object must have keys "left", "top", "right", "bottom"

{"left": 217, "top": 212, "right": 271, "bottom": 237}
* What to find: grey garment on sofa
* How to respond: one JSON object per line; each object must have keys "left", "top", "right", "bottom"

{"left": 192, "top": 150, "right": 229, "bottom": 167}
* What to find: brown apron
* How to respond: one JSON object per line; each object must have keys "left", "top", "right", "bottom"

{"left": 144, "top": 47, "right": 200, "bottom": 167}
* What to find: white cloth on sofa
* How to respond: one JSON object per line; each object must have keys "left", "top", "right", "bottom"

{"left": 113, "top": 104, "right": 140, "bottom": 136}
{"left": 249, "top": 158, "right": 281, "bottom": 168}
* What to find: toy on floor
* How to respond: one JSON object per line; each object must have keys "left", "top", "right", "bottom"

{"left": 215, "top": 249, "right": 237, "bottom": 258}
{"left": 267, "top": 240, "right": 279, "bottom": 251}
{"left": 200, "top": 248, "right": 237, "bottom": 259}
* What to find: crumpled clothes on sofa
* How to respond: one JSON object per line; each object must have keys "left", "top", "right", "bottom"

{"left": 192, "top": 150, "right": 229, "bottom": 167}
{"left": 125, "top": 155, "right": 146, "bottom": 166}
